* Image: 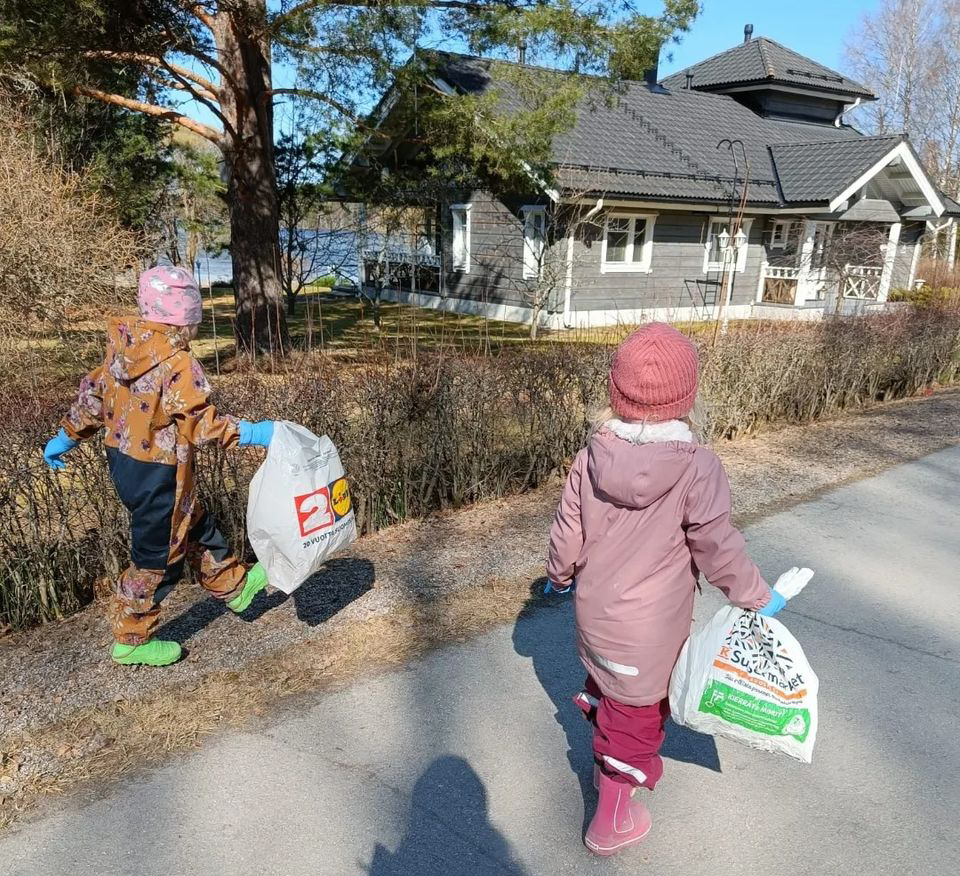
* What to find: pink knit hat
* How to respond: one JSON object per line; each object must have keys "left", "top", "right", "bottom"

{"left": 137, "top": 266, "right": 203, "bottom": 326}
{"left": 608, "top": 323, "right": 699, "bottom": 422}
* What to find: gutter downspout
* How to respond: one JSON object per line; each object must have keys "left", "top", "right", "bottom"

{"left": 835, "top": 97, "right": 862, "bottom": 127}
{"left": 563, "top": 198, "right": 604, "bottom": 328}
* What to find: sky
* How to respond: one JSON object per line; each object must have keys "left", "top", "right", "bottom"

{"left": 658, "top": 0, "right": 876, "bottom": 78}
{"left": 183, "top": 0, "right": 883, "bottom": 135}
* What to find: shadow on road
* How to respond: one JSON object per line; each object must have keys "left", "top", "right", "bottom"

{"left": 156, "top": 557, "right": 375, "bottom": 642}
{"left": 366, "top": 755, "right": 529, "bottom": 876}
{"left": 511, "top": 581, "right": 721, "bottom": 824}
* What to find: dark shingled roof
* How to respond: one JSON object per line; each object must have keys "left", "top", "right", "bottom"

{"left": 400, "top": 53, "right": 957, "bottom": 211}
{"left": 770, "top": 136, "right": 904, "bottom": 202}
{"left": 428, "top": 53, "right": 865, "bottom": 205}
{"left": 661, "top": 37, "right": 874, "bottom": 99}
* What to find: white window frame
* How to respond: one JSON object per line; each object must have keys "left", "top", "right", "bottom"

{"left": 521, "top": 205, "right": 546, "bottom": 280}
{"left": 703, "top": 217, "right": 754, "bottom": 274}
{"left": 770, "top": 219, "right": 793, "bottom": 249}
{"left": 450, "top": 203, "right": 472, "bottom": 273}
{"left": 600, "top": 212, "right": 656, "bottom": 274}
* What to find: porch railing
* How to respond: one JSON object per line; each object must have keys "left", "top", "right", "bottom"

{"left": 842, "top": 264, "right": 883, "bottom": 300}
{"left": 361, "top": 247, "right": 442, "bottom": 268}
{"left": 761, "top": 265, "right": 801, "bottom": 305}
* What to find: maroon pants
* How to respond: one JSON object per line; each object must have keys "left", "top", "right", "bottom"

{"left": 574, "top": 675, "right": 671, "bottom": 789}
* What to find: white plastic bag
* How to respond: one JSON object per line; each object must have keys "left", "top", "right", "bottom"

{"left": 246, "top": 421, "right": 357, "bottom": 594}
{"left": 669, "top": 606, "right": 819, "bottom": 763}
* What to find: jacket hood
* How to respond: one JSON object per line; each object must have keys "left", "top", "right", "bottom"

{"left": 104, "top": 317, "right": 189, "bottom": 382}
{"left": 587, "top": 429, "right": 696, "bottom": 509}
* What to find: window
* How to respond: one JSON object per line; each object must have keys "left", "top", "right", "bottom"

{"left": 451, "top": 204, "right": 471, "bottom": 272}
{"left": 601, "top": 213, "right": 656, "bottom": 273}
{"left": 703, "top": 218, "right": 753, "bottom": 273}
{"left": 770, "top": 220, "right": 794, "bottom": 249}
{"left": 522, "top": 206, "right": 546, "bottom": 279}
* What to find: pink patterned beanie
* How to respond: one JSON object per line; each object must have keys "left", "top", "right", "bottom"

{"left": 137, "top": 266, "right": 203, "bottom": 327}
{"left": 608, "top": 323, "right": 699, "bottom": 422}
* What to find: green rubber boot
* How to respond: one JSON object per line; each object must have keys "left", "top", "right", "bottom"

{"left": 111, "top": 640, "right": 182, "bottom": 667}
{"left": 227, "top": 563, "right": 268, "bottom": 614}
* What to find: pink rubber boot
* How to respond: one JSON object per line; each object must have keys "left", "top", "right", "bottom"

{"left": 584, "top": 771, "right": 652, "bottom": 856}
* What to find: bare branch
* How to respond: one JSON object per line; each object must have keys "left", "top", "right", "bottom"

{"left": 82, "top": 50, "right": 220, "bottom": 98}
{"left": 73, "top": 84, "right": 222, "bottom": 144}
{"left": 265, "top": 87, "right": 391, "bottom": 138}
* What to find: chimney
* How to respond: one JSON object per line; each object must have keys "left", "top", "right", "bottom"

{"left": 744, "top": 23, "right": 754, "bottom": 43}
{"left": 685, "top": 72, "right": 694, "bottom": 90}
{"left": 643, "top": 56, "right": 659, "bottom": 86}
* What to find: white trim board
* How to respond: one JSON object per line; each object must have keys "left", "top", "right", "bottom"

{"left": 375, "top": 286, "right": 755, "bottom": 329}
{"left": 829, "top": 141, "right": 945, "bottom": 216}
{"left": 375, "top": 287, "right": 900, "bottom": 329}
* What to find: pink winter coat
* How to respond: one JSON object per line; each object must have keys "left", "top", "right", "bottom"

{"left": 547, "top": 425, "right": 773, "bottom": 707}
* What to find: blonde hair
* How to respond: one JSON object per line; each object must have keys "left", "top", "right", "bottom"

{"left": 590, "top": 396, "right": 710, "bottom": 444}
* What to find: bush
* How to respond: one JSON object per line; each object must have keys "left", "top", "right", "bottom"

{"left": 0, "top": 94, "right": 141, "bottom": 376}
{"left": 2, "top": 308, "right": 959, "bottom": 631}
{"left": 889, "top": 285, "right": 960, "bottom": 307}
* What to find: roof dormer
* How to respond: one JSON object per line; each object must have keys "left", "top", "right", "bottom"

{"left": 661, "top": 27, "right": 875, "bottom": 126}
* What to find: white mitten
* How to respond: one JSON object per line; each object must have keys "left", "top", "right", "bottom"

{"left": 773, "top": 567, "right": 814, "bottom": 600}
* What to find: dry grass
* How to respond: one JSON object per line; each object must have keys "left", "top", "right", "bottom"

{"left": 0, "top": 576, "right": 545, "bottom": 832}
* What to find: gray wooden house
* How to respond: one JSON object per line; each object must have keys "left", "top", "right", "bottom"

{"left": 350, "top": 29, "right": 960, "bottom": 328}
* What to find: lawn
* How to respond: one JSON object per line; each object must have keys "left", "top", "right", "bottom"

{"left": 191, "top": 285, "right": 536, "bottom": 369}
{"left": 190, "top": 284, "right": 744, "bottom": 368}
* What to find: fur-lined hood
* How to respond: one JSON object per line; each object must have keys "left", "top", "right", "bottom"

{"left": 587, "top": 418, "right": 696, "bottom": 510}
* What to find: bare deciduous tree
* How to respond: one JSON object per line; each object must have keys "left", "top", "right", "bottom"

{"left": 479, "top": 190, "right": 602, "bottom": 340}
{"left": 845, "top": 0, "right": 960, "bottom": 199}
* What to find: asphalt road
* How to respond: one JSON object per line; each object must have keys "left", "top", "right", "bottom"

{"left": 3, "top": 445, "right": 959, "bottom": 876}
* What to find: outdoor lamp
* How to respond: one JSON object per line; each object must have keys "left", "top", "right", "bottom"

{"left": 734, "top": 227, "right": 747, "bottom": 249}
{"left": 718, "top": 229, "right": 730, "bottom": 250}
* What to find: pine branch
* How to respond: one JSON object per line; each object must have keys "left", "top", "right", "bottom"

{"left": 73, "top": 84, "right": 222, "bottom": 144}
{"left": 273, "top": 0, "right": 519, "bottom": 29}
{"left": 186, "top": 3, "right": 217, "bottom": 32}
{"left": 83, "top": 51, "right": 220, "bottom": 98}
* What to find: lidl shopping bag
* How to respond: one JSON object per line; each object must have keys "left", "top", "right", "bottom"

{"left": 246, "top": 422, "right": 357, "bottom": 594}
{"left": 669, "top": 606, "right": 819, "bottom": 763}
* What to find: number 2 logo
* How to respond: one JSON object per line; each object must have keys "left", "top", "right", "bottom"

{"left": 294, "top": 488, "right": 334, "bottom": 537}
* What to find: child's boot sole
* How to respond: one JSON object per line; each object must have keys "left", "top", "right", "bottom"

{"left": 584, "top": 822, "right": 652, "bottom": 857}
{"left": 111, "top": 641, "right": 182, "bottom": 666}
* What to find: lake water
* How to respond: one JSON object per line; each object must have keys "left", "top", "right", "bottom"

{"left": 168, "top": 230, "right": 362, "bottom": 286}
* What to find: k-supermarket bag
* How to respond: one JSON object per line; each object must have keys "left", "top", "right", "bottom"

{"left": 246, "top": 421, "right": 357, "bottom": 594}
{"left": 669, "top": 606, "right": 819, "bottom": 763}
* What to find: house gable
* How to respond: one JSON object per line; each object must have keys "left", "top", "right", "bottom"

{"left": 661, "top": 34, "right": 874, "bottom": 125}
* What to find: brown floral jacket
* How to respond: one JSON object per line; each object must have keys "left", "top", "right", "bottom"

{"left": 62, "top": 317, "right": 240, "bottom": 463}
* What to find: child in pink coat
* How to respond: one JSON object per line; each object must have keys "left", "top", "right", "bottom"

{"left": 547, "top": 323, "right": 799, "bottom": 856}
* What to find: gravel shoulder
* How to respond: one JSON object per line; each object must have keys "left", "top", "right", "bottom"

{"left": 1, "top": 389, "right": 959, "bottom": 827}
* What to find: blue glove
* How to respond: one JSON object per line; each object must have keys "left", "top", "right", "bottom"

{"left": 758, "top": 589, "right": 787, "bottom": 618}
{"left": 238, "top": 420, "right": 275, "bottom": 448}
{"left": 43, "top": 428, "right": 78, "bottom": 471}
{"left": 544, "top": 579, "right": 574, "bottom": 595}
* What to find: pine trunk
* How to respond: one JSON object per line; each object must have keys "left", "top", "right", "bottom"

{"left": 216, "top": 2, "right": 289, "bottom": 355}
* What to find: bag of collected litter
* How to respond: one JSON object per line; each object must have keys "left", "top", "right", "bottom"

{"left": 669, "top": 605, "right": 819, "bottom": 763}
{"left": 246, "top": 421, "right": 357, "bottom": 595}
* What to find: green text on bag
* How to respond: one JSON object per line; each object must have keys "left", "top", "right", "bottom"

{"left": 698, "top": 681, "right": 811, "bottom": 741}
